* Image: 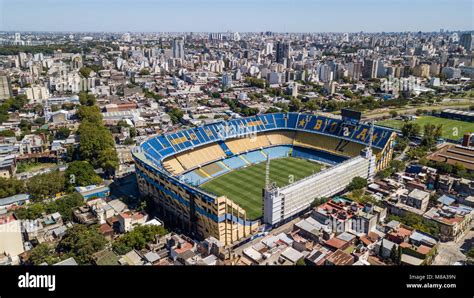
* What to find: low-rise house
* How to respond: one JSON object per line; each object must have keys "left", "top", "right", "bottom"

{"left": 93, "top": 249, "right": 120, "bottom": 265}
{"left": 325, "top": 249, "right": 354, "bottom": 265}
{"left": 306, "top": 247, "right": 330, "bottom": 266}
{"left": 279, "top": 247, "right": 305, "bottom": 264}
{"left": 73, "top": 206, "right": 98, "bottom": 225}
{"left": 0, "top": 194, "right": 29, "bottom": 211}
{"left": 401, "top": 253, "right": 424, "bottom": 266}
{"left": 108, "top": 199, "right": 128, "bottom": 214}
{"left": 423, "top": 204, "right": 473, "bottom": 241}
{"left": 293, "top": 216, "right": 328, "bottom": 241}
{"left": 22, "top": 220, "right": 43, "bottom": 242}
{"left": 87, "top": 198, "right": 115, "bottom": 224}
{"left": 119, "top": 249, "right": 144, "bottom": 265}
{"left": 117, "top": 211, "right": 148, "bottom": 233}
{"left": 324, "top": 237, "right": 349, "bottom": 251}
{"left": 243, "top": 247, "right": 263, "bottom": 264}
{"left": 168, "top": 234, "right": 195, "bottom": 261}
{"left": 143, "top": 251, "right": 161, "bottom": 265}
{"left": 406, "top": 189, "right": 430, "bottom": 212}
{"left": 19, "top": 134, "right": 44, "bottom": 155}
{"left": 0, "top": 154, "right": 16, "bottom": 178}
{"left": 54, "top": 257, "right": 78, "bottom": 266}
{"left": 99, "top": 223, "right": 114, "bottom": 240}
{"left": 75, "top": 185, "right": 110, "bottom": 200}
{"left": 374, "top": 238, "right": 397, "bottom": 259}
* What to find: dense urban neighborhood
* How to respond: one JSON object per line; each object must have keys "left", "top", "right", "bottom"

{"left": 0, "top": 29, "right": 473, "bottom": 267}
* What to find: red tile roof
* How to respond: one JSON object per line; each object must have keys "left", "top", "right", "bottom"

{"left": 417, "top": 245, "right": 431, "bottom": 255}
{"left": 324, "top": 237, "right": 347, "bottom": 250}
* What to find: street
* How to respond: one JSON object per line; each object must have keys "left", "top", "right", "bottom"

{"left": 433, "top": 229, "right": 473, "bottom": 265}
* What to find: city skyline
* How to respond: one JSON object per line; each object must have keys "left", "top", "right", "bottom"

{"left": 0, "top": 0, "right": 472, "bottom": 33}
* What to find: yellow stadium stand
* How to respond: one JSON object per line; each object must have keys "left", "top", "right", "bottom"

{"left": 265, "top": 131, "right": 295, "bottom": 146}
{"left": 175, "top": 143, "right": 226, "bottom": 171}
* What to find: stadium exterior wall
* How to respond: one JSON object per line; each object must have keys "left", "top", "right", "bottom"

{"left": 263, "top": 154, "right": 373, "bottom": 226}
{"left": 134, "top": 151, "right": 258, "bottom": 246}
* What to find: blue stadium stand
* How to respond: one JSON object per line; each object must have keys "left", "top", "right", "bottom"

{"left": 287, "top": 113, "right": 299, "bottom": 128}
{"left": 274, "top": 113, "right": 286, "bottom": 128}
{"left": 209, "top": 164, "right": 230, "bottom": 178}
{"left": 222, "top": 156, "right": 248, "bottom": 170}
{"left": 181, "top": 170, "right": 210, "bottom": 186}
{"left": 259, "top": 114, "right": 277, "bottom": 130}
{"left": 243, "top": 150, "right": 267, "bottom": 164}
{"left": 291, "top": 146, "right": 348, "bottom": 165}
{"left": 263, "top": 146, "right": 291, "bottom": 159}
{"left": 218, "top": 141, "right": 234, "bottom": 156}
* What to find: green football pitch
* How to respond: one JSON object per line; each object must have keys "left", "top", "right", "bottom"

{"left": 377, "top": 115, "right": 474, "bottom": 139}
{"left": 199, "top": 157, "right": 323, "bottom": 220}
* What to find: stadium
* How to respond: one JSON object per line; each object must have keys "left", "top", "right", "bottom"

{"left": 132, "top": 112, "right": 396, "bottom": 246}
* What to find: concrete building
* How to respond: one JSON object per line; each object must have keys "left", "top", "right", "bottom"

{"left": 0, "top": 73, "right": 12, "bottom": 100}
{"left": 172, "top": 38, "right": 185, "bottom": 60}
{"left": 460, "top": 32, "right": 473, "bottom": 51}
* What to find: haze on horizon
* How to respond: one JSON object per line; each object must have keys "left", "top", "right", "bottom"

{"left": 0, "top": 0, "right": 472, "bottom": 33}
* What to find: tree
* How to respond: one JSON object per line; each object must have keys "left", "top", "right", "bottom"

{"left": 97, "top": 147, "right": 119, "bottom": 176}
{"left": 14, "top": 203, "right": 45, "bottom": 220}
{"left": 389, "top": 110, "right": 398, "bottom": 118}
{"left": 453, "top": 163, "right": 466, "bottom": 177}
{"left": 167, "top": 108, "right": 184, "bottom": 124}
{"left": 0, "top": 130, "right": 15, "bottom": 137}
{"left": 390, "top": 245, "right": 398, "bottom": 263}
{"left": 77, "top": 103, "right": 118, "bottom": 175}
{"left": 15, "top": 193, "right": 84, "bottom": 221}
{"left": 305, "top": 99, "right": 319, "bottom": 111}
{"left": 139, "top": 68, "right": 150, "bottom": 75}
{"left": 77, "top": 105, "right": 102, "bottom": 122}
{"left": 401, "top": 122, "right": 420, "bottom": 138}
{"left": 406, "top": 146, "right": 428, "bottom": 161}
{"left": 347, "top": 177, "right": 367, "bottom": 191}
{"left": 26, "top": 171, "right": 66, "bottom": 201}
{"left": 376, "top": 168, "right": 393, "bottom": 179}
{"left": 57, "top": 225, "right": 107, "bottom": 264}
{"left": 296, "top": 258, "right": 306, "bottom": 266}
{"left": 45, "top": 193, "right": 84, "bottom": 222}
{"left": 79, "top": 93, "right": 97, "bottom": 106}
{"left": 79, "top": 67, "right": 93, "bottom": 78}
{"left": 123, "top": 137, "right": 135, "bottom": 145}
{"left": 0, "top": 177, "right": 25, "bottom": 198}
{"left": 55, "top": 126, "right": 70, "bottom": 140}
{"left": 265, "top": 107, "right": 280, "bottom": 114}
{"left": 245, "top": 77, "right": 266, "bottom": 88}
{"left": 467, "top": 248, "right": 474, "bottom": 259}
{"left": 289, "top": 98, "right": 302, "bottom": 112}
{"left": 394, "top": 137, "right": 409, "bottom": 152}
{"left": 421, "top": 123, "right": 442, "bottom": 148}
{"left": 390, "top": 160, "right": 405, "bottom": 173}
{"left": 78, "top": 122, "right": 116, "bottom": 164}
{"left": 29, "top": 243, "right": 60, "bottom": 265}
{"left": 112, "top": 225, "right": 168, "bottom": 255}
{"left": 65, "top": 161, "right": 102, "bottom": 187}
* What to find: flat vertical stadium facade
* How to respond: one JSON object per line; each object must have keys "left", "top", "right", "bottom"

{"left": 132, "top": 113, "right": 396, "bottom": 246}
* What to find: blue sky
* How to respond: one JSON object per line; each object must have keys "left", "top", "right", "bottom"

{"left": 0, "top": 0, "right": 472, "bottom": 32}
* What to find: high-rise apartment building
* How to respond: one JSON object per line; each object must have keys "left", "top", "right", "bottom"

{"left": 172, "top": 38, "right": 185, "bottom": 59}
{"left": 460, "top": 33, "right": 473, "bottom": 51}
{"left": 362, "top": 58, "right": 379, "bottom": 79}
{"left": 276, "top": 41, "right": 290, "bottom": 64}
{"left": 0, "top": 73, "right": 12, "bottom": 100}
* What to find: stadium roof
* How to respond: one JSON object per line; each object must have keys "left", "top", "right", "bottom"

{"left": 443, "top": 109, "right": 474, "bottom": 117}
